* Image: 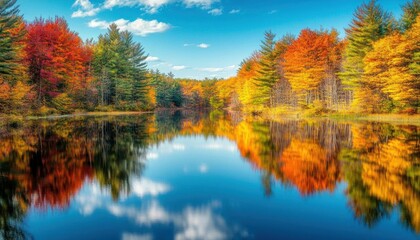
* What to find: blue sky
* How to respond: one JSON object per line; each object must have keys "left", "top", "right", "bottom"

{"left": 17, "top": 0, "right": 408, "bottom": 79}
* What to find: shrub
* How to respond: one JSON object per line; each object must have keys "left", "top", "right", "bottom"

{"left": 38, "top": 105, "right": 59, "bottom": 116}
{"left": 51, "top": 93, "right": 73, "bottom": 114}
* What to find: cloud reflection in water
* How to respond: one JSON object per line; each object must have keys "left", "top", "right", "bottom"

{"left": 76, "top": 179, "right": 248, "bottom": 240}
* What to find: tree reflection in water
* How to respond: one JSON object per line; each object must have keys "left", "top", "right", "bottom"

{"left": 0, "top": 111, "right": 418, "bottom": 239}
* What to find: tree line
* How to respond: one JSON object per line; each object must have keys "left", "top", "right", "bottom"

{"left": 0, "top": 0, "right": 219, "bottom": 114}
{"left": 214, "top": 0, "right": 420, "bottom": 114}
{"left": 0, "top": 0, "right": 156, "bottom": 114}
{"left": 0, "top": 0, "right": 419, "bottom": 115}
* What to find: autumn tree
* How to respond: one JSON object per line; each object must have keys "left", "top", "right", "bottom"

{"left": 324, "top": 30, "right": 345, "bottom": 110}
{"left": 363, "top": 15, "right": 420, "bottom": 113}
{"left": 271, "top": 34, "right": 295, "bottom": 107}
{"left": 179, "top": 79, "right": 204, "bottom": 108}
{"left": 400, "top": 0, "right": 420, "bottom": 32}
{"left": 283, "top": 29, "right": 343, "bottom": 110}
{"left": 236, "top": 52, "right": 261, "bottom": 108}
{"left": 284, "top": 29, "right": 324, "bottom": 107}
{"left": 76, "top": 39, "right": 95, "bottom": 109}
{"left": 25, "top": 17, "right": 92, "bottom": 110}
{"left": 341, "top": 0, "right": 393, "bottom": 110}
{"left": 202, "top": 79, "right": 220, "bottom": 109}
{"left": 215, "top": 77, "right": 238, "bottom": 109}
{"left": 408, "top": 16, "right": 420, "bottom": 79}
{"left": 0, "top": 0, "right": 32, "bottom": 113}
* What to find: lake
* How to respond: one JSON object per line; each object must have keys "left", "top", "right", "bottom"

{"left": 0, "top": 111, "right": 419, "bottom": 240}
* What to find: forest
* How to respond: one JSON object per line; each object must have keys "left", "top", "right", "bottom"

{"left": 0, "top": 0, "right": 419, "bottom": 116}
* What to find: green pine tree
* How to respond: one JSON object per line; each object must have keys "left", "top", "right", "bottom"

{"left": 0, "top": 0, "right": 23, "bottom": 76}
{"left": 93, "top": 24, "right": 149, "bottom": 109}
{"left": 341, "top": 0, "right": 393, "bottom": 90}
{"left": 401, "top": 0, "right": 420, "bottom": 32}
{"left": 254, "top": 31, "right": 280, "bottom": 107}
{"left": 93, "top": 33, "right": 113, "bottom": 105}
{"left": 125, "top": 32, "right": 149, "bottom": 108}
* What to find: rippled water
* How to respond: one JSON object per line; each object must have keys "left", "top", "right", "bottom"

{"left": 0, "top": 111, "right": 419, "bottom": 240}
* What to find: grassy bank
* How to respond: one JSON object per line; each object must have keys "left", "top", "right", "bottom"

{"left": 337, "top": 114, "right": 420, "bottom": 125}
{"left": 0, "top": 111, "right": 152, "bottom": 123}
{"left": 0, "top": 107, "right": 196, "bottom": 122}
{"left": 2, "top": 110, "right": 420, "bottom": 126}
{"left": 262, "top": 112, "right": 420, "bottom": 125}
{"left": 243, "top": 106, "right": 420, "bottom": 125}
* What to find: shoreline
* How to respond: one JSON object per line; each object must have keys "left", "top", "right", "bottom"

{"left": 0, "top": 111, "right": 153, "bottom": 121}
{"left": 262, "top": 113, "right": 420, "bottom": 125}
{"left": 1, "top": 111, "right": 420, "bottom": 125}
{"left": 0, "top": 108, "right": 201, "bottom": 121}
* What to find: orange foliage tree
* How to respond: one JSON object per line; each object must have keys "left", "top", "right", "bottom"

{"left": 283, "top": 29, "right": 343, "bottom": 109}
{"left": 25, "top": 17, "right": 93, "bottom": 109}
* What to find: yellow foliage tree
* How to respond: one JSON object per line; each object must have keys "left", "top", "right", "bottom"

{"left": 364, "top": 30, "right": 419, "bottom": 112}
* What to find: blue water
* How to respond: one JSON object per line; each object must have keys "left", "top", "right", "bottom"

{"left": 1, "top": 112, "right": 418, "bottom": 240}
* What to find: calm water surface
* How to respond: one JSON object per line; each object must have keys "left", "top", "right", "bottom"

{"left": 0, "top": 111, "right": 419, "bottom": 240}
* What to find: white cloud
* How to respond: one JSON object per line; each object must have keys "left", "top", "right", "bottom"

{"left": 208, "top": 8, "right": 222, "bottom": 16}
{"left": 229, "top": 9, "right": 240, "bottom": 14}
{"left": 137, "top": 201, "right": 172, "bottom": 225}
{"left": 72, "top": 8, "right": 101, "bottom": 18}
{"left": 199, "top": 164, "right": 208, "bottom": 173}
{"left": 87, "top": 19, "right": 109, "bottom": 28}
{"left": 183, "top": 0, "right": 219, "bottom": 9}
{"left": 122, "top": 233, "right": 153, "bottom": 240}
{"left": 184, "top": 43, "right": 210, "bottom": 49}
{"left": 172, "top": 143, "right": 186, "bottom": 150}
{"left": 75, "top": 184, "right": 107, "bottom": 215}
{"left": 73, "top": 0, "right": 222, "bottom": 17}
{"left": 76, "top": 183, "right": 249, "bottom": 240}
{"left": 88, "top": 18, "right": 170, "bottom": 36}
{"left": 199, "top": 67, "right": 223, "bottom": 72}
{"left": 108, "top": 201, "right": 171, "bottom": 225}
{"left": 131, "top": 178, "right": 170, "bottom": 198}
{"left": 72, "top": 0, "right": 101, "bottom": 18}
{"left": 197, "top": 65, "right": 236, "bottom": 73}
{"left": 73, "top": 0, "right": 94, "bottom": 9}
{"left": 150, "top": 62, "right": 169, "bottom": 68}
{"left": 202, "top": 143, "right": 236, "bottom": 152}
{"left": 175, "top": 204, "right": 227, "bottom": 240}
{"left": 104, "top": 0, "right": 171, "bottom": 13}
{"left": 108, "top": 200, "right": 236, "bottom": 240}
{"left": 198, "top": 68, "right": 225, "bottom": 72}
{"left": 225, "top": 65, "right": 236, "bottom": 70}
{"left": 75, "top": 178, "right": 170, "bottom": 215}
{"left": 268, "top": 10, "right": 277, "bottom": 14}
{"left": 197, "top": 43, "right": 210, "bottom": 49}
{"left": 146, "top": 152, "right": 159, "bottom": 159}
{"left": 172, "top": 65, "right": 187, "bottom": 71}
{"left": 146, "top": 56, "right": 160, "bottom": 62}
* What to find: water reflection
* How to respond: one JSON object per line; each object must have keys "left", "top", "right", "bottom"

{"left": 75, "top": 183, "right": 247, "bottom": 240}
{"left": 107, "top": 200, "right": 242, "bottom": 240}
{"left": 341, "top": 124, "right": 420, "bottom": 230}
{"left": 0, "top": 111, "right": 419, "bottom": 239}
